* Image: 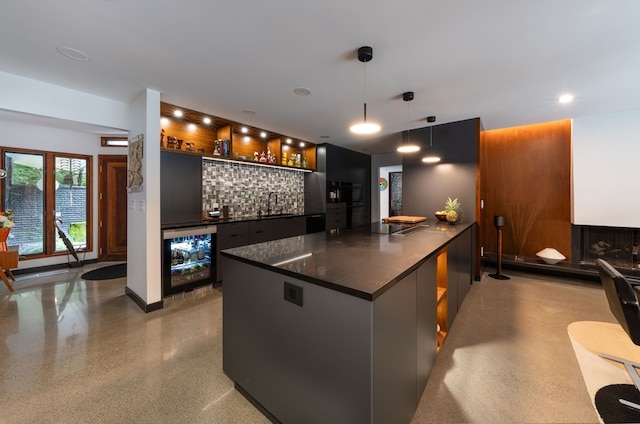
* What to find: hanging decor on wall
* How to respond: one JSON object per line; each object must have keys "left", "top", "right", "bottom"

{"left": 127, "top": 133, "right": 144, "bottom": 193}
{"left": 379, "top": 177, "right": 388, "bottom": 191}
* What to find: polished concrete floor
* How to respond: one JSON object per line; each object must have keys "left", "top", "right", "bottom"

{"left": 0, "top": 264, "right": 614, "bottom": 423}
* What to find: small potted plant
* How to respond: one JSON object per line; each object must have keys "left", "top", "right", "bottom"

{"left": 0, "top": 209, "right": 15, "bottom": 243}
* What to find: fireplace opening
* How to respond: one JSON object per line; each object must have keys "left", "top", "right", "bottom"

{"left": 575, "top": 225, "right": 639, "bottom": 271}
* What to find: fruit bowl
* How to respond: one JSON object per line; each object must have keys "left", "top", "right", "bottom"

{"left": 435, "top": 212, "right": 448, "bottom": 221}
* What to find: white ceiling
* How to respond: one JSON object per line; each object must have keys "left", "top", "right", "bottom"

{"left": 2, "top": 0, "right": 639, "bottom": 154}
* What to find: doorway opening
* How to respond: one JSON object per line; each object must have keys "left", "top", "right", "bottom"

{"left": 379, "top": 165, "right": 402, "bottom": 220}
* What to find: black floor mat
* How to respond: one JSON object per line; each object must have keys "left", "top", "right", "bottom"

{"left": 81, "top": 264, "right": 127, "bottom": 280}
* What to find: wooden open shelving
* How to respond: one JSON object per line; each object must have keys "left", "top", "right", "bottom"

{"left": 159, "top": 102, "right": 316, "bottom": 171}
{"left": 436, "top": 247, "right": 448, "bottom": 353}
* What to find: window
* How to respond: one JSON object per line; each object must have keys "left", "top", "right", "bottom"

{"left": 101, "top": 136, "right": 128, "bottom": 147}
{"left": 1, "top": 148, "right": 91, "bottom": 258}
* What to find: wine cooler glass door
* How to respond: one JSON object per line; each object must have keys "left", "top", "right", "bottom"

{"left": 162, "top": 225, "right": 217, "bottom": 296}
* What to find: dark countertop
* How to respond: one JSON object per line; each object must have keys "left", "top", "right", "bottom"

{"left": 161, "top": 212, "right": 320, "bottom": 230}
{"left": 221, "top": 221, "right": 475, "bottom": 301}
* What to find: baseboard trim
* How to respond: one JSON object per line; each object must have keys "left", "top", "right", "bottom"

{"left": 234, "top": 383, "right": 281, "bottom": 424}
{"left": 125, "top": 287, "right": 163, "bottom": 313}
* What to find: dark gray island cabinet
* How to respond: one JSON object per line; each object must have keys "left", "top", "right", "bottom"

{"left": 221, "top": 222, "right": 474, "bottom": 424}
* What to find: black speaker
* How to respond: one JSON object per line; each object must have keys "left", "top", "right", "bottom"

{"left": 489, "top": 215, "right": 510, "bottom": 280}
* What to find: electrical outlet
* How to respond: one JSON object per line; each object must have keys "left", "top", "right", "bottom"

{"left": 284, "top": 282, "right": 303, "bottom": 307}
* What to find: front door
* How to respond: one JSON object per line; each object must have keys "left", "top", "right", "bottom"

{"left": 98, "top": 155, "right": 127, "bottom": 261}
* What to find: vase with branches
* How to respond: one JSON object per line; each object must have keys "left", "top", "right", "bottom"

{"left": 506, "top": 202, "right": 541, "bottom": 261}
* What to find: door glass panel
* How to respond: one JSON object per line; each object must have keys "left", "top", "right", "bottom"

{"left": 3, "top": 152, "right": 45, "bottom": 255}
{"left": 55, "top": 157, "right": 88, "bottom": 253}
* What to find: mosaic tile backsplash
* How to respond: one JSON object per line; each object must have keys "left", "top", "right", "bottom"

{"left": 202, "top": 159, "right": 305, "bottom": 217}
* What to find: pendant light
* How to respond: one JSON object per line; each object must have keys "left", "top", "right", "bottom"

{"left": 350, "top": 46, "right": 381, "bottom": 135}
{"left": 397, "top": 91, "right": 420, "bottom": 153}
{"left": 422, "top": 116, "right": 441, "bottom": 163}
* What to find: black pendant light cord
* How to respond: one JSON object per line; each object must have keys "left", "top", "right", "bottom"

{"left": 362, "top": 61, "right": 368, "bottom": 123}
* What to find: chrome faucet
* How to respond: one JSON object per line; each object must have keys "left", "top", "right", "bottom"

{"left": 267, "top": 191, "right": 278, "bottom": 215}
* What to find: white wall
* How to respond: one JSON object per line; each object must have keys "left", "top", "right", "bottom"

{"left": 0, "top": 71, "right": 130, "bottom": 130}
{"left": 371, "top": 152, "right": 402, "bottom": 222}
{"left": 0, "top": 116, "right": 127, "bottom": 270}
{"left": 0, "top": 71, "right": 130, "bottom": 270}
{"left": 572, "top": 109, "right": 640, "bottom": 228}
{"left": 126, "top": 89, "right": 162, "bottom": 306}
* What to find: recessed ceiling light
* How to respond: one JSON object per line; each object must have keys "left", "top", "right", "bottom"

{"left": 56, "top": 46, "right": 89, "bottom": 61}
{"left": 286, "top": 138, "right": 292, "bottom": 144}
{"left": 293, "top": 87, "right": 312, "bottom": 96}
{"left": 241, "top": 109, "right": 256, "bottom": 115}
{"left": 558, "top": 94, "right": 574, "bottom": 104}
{"left": 160, "top": 117, "right": 169, "bottom": 125}
{"left": 241, "top": 127, "right": 248, "bottom": 134}
{"left": 173, "top": 109, "right": 183, "bottom": 118}
{"left": 260, "top": 131, "right": 267, "bottom": 138}
{"left": 188, "top": 123, "right": 197, "bottom": 131}
{"left": 203, "top": 117, "right": 211, "bottom": 125}
{"left": 299, "top": 142, "right": 305, "bottom": 148}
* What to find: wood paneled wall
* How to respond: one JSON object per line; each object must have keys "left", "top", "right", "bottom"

{"left": 480, "top": 120, "right": 571, "bottom": 260}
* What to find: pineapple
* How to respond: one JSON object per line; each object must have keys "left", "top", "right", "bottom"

{"left": 446, "top": 210, "right": 459, "bottom": 222}
{"left": 444, "top": 197, "right": 460, "bottom": 213}
{"left": 444, "top": 197, "right": 461, "bottom": 223}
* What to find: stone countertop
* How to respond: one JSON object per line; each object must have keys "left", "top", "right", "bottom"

{"left": 161, "top": 212, "right": 319, "bottom": 230}
{"left": 221, "top": 221, "right": 474, "bottom": 301}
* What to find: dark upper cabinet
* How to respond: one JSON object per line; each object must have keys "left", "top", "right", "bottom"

{"left": 305, "top": 144, "right": 371, "bottom": 224}
{"left": 325, "top": 144, "right": 371, "bottom": 189}
{"left": 161, "top": 151, "right": 203, "bottom": 226}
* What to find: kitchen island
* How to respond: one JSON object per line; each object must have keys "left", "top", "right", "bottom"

{"left": 221, "top": 221, "right": 474, "bottom": 424}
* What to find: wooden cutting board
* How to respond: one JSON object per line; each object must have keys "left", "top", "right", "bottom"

{"left": 382, "top": 215, "right": 427, "bottom": 224}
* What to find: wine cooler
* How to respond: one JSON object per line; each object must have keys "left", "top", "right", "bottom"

{"left": 162, "top": 225, "right": 217, "bottom": 296}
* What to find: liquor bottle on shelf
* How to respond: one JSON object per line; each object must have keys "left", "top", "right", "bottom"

{"left": 222, "top": 139, "right": 230, "bottom": 157}
{"left": 197, "top": 241, "right": 205, "bottom": 260}
{"left": 190, "top": 240, "right": 198, "bottom": 262}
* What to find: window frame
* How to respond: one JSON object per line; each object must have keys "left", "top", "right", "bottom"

{"left": 1, "top": 147, "right": 93, "bottom": 260}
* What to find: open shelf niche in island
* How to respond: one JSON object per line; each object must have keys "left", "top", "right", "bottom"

{"left": 436, "top": 247, "right": 448, "bottom": 353}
